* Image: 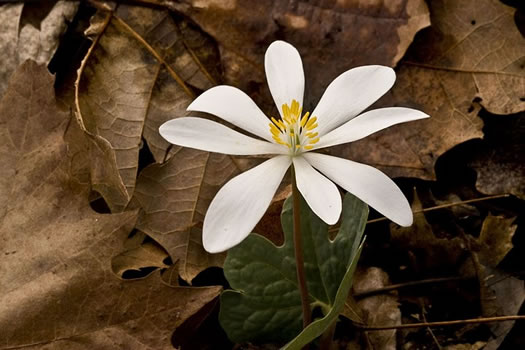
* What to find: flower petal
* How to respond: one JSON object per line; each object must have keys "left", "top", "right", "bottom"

{"left": 203, "top": 155, "right": 292, "bottom": 253}
{"left": 312, "top": 66, "right": 396, "bottom": 136}
{"left": 303, "top": 153, "right": 412, "bottom": 226}
{"left": 293, "top": 156, "right": 341, "bottom": 225}
{"left": 187, "top": 85, "right": 274, "bottom": 142}
{"left": 314, "top": 107, "right": 430, "bottom": 149}
{"left": 159, "top": 117, "right": 285, "bottom": 155}
{"left": 265, "top": 41, "right": 305, "bottom": 119}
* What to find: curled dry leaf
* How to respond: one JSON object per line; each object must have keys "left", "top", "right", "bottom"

{"left": 0, "top": 1, "right": 78, "bottom": 98}
{"left": 111, "top": 231, "right": 171, "bottom": 278}
{"left": 75, "top": 4, "right": 220, "bottom": 211}
{"left": 0, "top": 61, "right": 221, "bottom": 349}
{"left": 169, "top": 0, "right": 430, "bottom": 106}
{"left": 130, "top": 147, "right": 241, "bottom": 282}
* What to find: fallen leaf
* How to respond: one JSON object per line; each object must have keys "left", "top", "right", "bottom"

{"left": 469, "top": 113, "right": 525, "bottom": 199}
{"left": 391, "top": 189, "right": 466, "bottom": 271}
{"left": 336, "top": 0, "right": 525, "bottom": 179}
{"left": 111, "top": 231, "right": 171, "bottom": 278}
{"left": 443, "top": 342, "right": 486, "bottom": 350}
{"left": 75, "top": 4, "right": 219, "bottom": 211}
{"left": 402, "top": 0, "right": 525, "bottom": 115}
{"left": 0, "top": 60, "right": 221, "bottom": 349}
{"left": 130, "top": 147, "right": 241, "bottom": 282}
{"left": 168, "top": 0, "right": 430, "bottom": 107}
{"left": 477, "top": 215, "right": 517, "bottom": 267}
{"left": 353, "top": 267, "right": 401, "bottom": 350}
{"left": 0, "top": 1, "right": 78, "bottom": 98}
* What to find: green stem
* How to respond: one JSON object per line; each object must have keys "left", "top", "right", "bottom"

{"left": 291, "top": 166, "right": 312, "bottom": 330}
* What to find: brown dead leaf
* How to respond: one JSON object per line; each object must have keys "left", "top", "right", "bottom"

{"left": 403, "top": 0, "right": 525, "bottom": 115}
{"left": 0, "top": 60, "right": 221, "bottom": 349}
{"left": 111, "top": 231, "right": 170, "bottom": 278}
{"left": 169, "top": 0, "right": 430, "bottom": 107}
{"left": 336, "top": 0, "right": 525, "bottom": 179}
{"left": 130, "top": 147, "right": 241, "bottom": 282}
{"left": 0, "top": 1, "right": 78, "bottom": 98}
{"left": 477, "top": 215, "right": 517, "bottom": 267}
{"left": 75, "top": 4, "right": 219, "bottom": 211}
{"left": 353, "top": 267, "right": 401, "bottom": 350}
{"left": 391, "top": 189, "right": 466, "bottom": 271}
{"left": 443, "top": 342, "right": 486, "bottom": 350}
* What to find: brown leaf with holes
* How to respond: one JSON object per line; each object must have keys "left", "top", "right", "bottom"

{"left": 0, "top": 61, "right": 221, "bottom": 349}
{"left": 168, "top": 0, "right": 430, "bottom": 107}
{"left": 75, "top": 4, "right": 220, "bottom": 211}
{"left": 130, "top": 147, "right": 241, "bottom": 282}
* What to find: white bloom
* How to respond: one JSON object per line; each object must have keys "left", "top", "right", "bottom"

{"left": 160, "top": 41, "right": 429, "bottom": 253}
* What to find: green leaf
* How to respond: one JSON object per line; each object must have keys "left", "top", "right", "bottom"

{"left": 219, "top": 193, "right": 368, "bottom": 343}
{"left": 282, "top": 240, "right": 365, "bottom": 349}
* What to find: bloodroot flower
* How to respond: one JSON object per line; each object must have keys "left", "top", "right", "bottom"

{"left": 160, "top": 41, "right": 429, "bottom": 253}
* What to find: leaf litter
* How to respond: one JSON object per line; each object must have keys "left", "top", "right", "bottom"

{"left": 0, "top": 0, "right": 524, "bottom": 348}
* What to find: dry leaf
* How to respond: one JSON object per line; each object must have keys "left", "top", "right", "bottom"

{"left": 353, "top": 267, "right": 401, "bottom": 350}
{"left": 403, "top": 0, "right": 525, "bottom": 115}
{"left": 0, "top": 1, "right": 78, "bottom": 98}
{"left": 75, "top": 4, "right": 219, "bottom": 211}
{"left": 469, "top": 113, "right": 525, "bottom": 199}
{"left": 391, "top": 189, "right": 466, "bottom": 271}
{"left": 443, "top": 342, "right": 486, "bottom": 350}
{"left": 336, "top": 0, "right": 525, "bottom": 179}
{"left": 0, "top": 60, "right": 221, "bottom": 349}
{"left": 111, "top": 231, "right": 171, "bottom": 278}
{"left": 130, "top": 147, "right": 241, "bottom": 282}
{"left": 169, "top": 0, "right": 430, "bottom": 107}
{"left": 477, "top": 215, "right": 517, "bottom": 267}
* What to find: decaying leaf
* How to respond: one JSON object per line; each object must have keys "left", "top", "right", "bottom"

{"left": 169, "top": 0, "right": 430, "bottom": 107}
{"left": 0, "top": 61, "right": 221, "bottom": 349}
{"left": 353, "top": 267, "right": 401, "bottom": 350}
{"left": 391, "top": 189, "right": 466, "bottom": 271}
{"left": 75, "top": 4, "right": 220, "bottom": 211}
{"left": 130, "top": 147, "right": 240, "bottom": 282}
{"left": 477, "top": 215, "right": 517, "bottom": 267}
{"left": 0, "top": 1, "right": 78, "bottom": 98}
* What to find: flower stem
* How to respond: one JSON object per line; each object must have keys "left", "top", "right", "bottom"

{"left": 291, "top": 166, "right": 312, "bottom": 329}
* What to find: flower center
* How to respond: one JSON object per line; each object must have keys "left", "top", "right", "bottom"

{"left": 268, "top": 99, "right": 319, "bottom": 155}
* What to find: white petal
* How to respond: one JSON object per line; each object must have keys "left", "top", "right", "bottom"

{"left": 293, "top": 156, "right": 341, "bottom": 225}
{"left": 203, "top": 155, "right": 292, "bottom": 253}
{"left": 303, "top": 153, "right": 412, "bottom": 226}
{"left": 265, "top": 41, "right": 305, "bottom": 119}
{"left": 159, "top": 117, "right": 285, "bottom": 155}
{"left": 187, "top": 85, "right": 274, "bottom": 142}
{"left": 312, "top": 66, "right": 396, "bottom": 136}
{"left": 314, "top": 107, "right": 430, "bottom": 149}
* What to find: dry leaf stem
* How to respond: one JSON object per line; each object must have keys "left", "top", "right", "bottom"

{"left": 360, "top": 315, "right": 525, "bottom": 331}
{"left": 291, "top": 166, "right": 312, "bottom": 332}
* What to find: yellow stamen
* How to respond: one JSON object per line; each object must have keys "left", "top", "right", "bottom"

{"left": 304, "top": 145, "right": 314, "bottom": 150}
{"left": 300, "top": 112, "right": 310, "bottom": 127}
{"left": 308, "top": 137, "right": 320, "bottom": 144}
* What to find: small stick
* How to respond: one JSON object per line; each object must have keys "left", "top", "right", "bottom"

{"left": 360, "top": 315, "right": 525, "bottom": 331}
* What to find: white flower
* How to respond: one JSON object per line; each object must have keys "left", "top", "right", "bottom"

{"left": 160, "top": 41, "right": 429, "bottom": 253}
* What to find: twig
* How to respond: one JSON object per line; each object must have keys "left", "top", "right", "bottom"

{"left": 354, "top": 276, "right": 470, "bottom": 299}
{"left": 360, "top": 315, "right": 525, "bottom": 331}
